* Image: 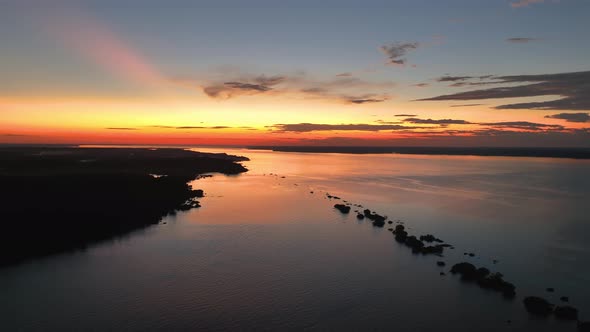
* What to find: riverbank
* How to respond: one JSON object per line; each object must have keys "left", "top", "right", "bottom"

{"left": 0, "top": 147, "right": 248, "bottom": 267}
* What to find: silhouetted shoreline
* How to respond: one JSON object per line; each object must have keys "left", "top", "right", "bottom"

{"left": 0, "top": 147, "right": 248, "bottom": 267}
{"left": 248, "top": 146, "right": 590, "bottom": 159}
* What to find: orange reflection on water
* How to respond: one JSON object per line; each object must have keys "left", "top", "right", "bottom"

{"left": 183, "top": 173, "right": 329, "bottom": 225}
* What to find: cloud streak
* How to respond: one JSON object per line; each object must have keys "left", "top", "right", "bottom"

{"left": 506, "top": 37, "right": 538, "bottom": 43}
{"left": 450, "top": 104, "right": 484, "bottom": 107}
{"left": 271, "top": 123, "right": 419, "bottom": 133}
{"left": 380, "top": 42, "right": 419, "bottom": 65}
{"left": 179, "top": 72, "right": 394, "bottom": 104}
{"left": 479, "top": 121, "right": 564, "bottom": 131}
{"left": 404, "top": 118, "right": 472, "bottom": 125}
{"left": 511, "top": 0, "right": 544, "bottom": 8}
{"left": 545, "top": 113, "right": 590, "bottom": 123}
{"left": 148, "top": 125, "right": 253, "bottom": 130}
{"left": 419, "top": 70, "right": 590, "bottom": 111}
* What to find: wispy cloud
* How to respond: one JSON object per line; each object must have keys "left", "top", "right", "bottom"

{"left": 347, "top": 96, "right": 390, "bottom": 104}
{"left": 511, "top": 0, "right": 544, "bottom": 8}
{"left": 198, "top": 75, "right": 285, "bottom": 99}
{"left": 436, "top": 75, "right": 498, "bottom": 88}
{"left": 545, "top": 113, "right": 590, "bottom": 123}
{"left": 419, "top": 70, "right": 590, "bottom": 111}
{"left": 175, "top": 71, "right": 394, "bottom": 104}
{"left": 176, "top": 126, "right": 231, "bottom": 129}
{"left": 450, "top": 104, "right": 484, "bottom": 107}
{"left": 403, "top": 118, "right": 472, "bottom": 125}
{"left": 380, "top": 42, "right": 419, "bottom": 66}
{"left": 148, "top": 125, "right": 254, "bottom": 130}
{"left": 397, "top": 117, "right": 567, "bottom": 132}
{"left": 293, "top": 129, "right": 590, "bottom": 148}
{"left": 395, "top": 114, "right": 417, "bottom": 117}
{"left": 506, "top": 37, "right": 538, "bottom": 43}
{"left": 479, "top": 121, "right": 564, "bottom": 131}
{"left": 436, "top": 75, "right": 475, "bottom": 82}
{"left": 270, "top": 123, "right": 419, "bottom": 133}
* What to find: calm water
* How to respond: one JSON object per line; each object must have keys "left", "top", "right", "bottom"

{"left": 1, "top": 149, "right": 589, "bottom": 331}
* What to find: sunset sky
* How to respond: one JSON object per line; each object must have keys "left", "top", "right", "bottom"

{"left": 1, "top": 0, "right": 589, "bottom": 146}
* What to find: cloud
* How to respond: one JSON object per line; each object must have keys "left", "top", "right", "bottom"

{"left": 480, "top": 121, "right": 564, "bottom": 131}
{"left": 413, "top": 83, "right": 429, "bottom": 88}
{"left": 224, "top": 82, "right": 271, "bottom": 92}
{"left": 380, "top": 42, "right": 419, "bottom": 65}
{"left": 271, "top": 123, "right": 420, "bottom": 133}
{"left": 398, "top": 117, "right": 566, "bottom": 131}
{"left": 105, "top": 127, "right": 138, "bottom": 130}
{"left": 336, "top": 72, "right": 353, "bottom": 77}
{"left": 175, "top": 126, "right": 231, "bottom": 129}
{"left": 252, "top": 75, "right": 287, "bottom": 86}
{"left": 301, "top": 88, "right": 390, "bottom": 104}
{"left": 436, "top": 75, "right": 474, "bottom": 82}
{"left": 506, "top": 37, "right": 538, "bottom": 43}
{"left": 347, "top": 96, "right": 390, "bottom": 104}
{"left": 436, "top": 75, "right": 499, "bottom": 87}
{"left": 448, "top": 81, "right": 499, "bottom": 88}
{"left": 418, "top": 70, "right": 590, "bottom": 111}
{"left": 545, "top": 113, "right": 590, "bottom": 123}
{"left": 404, "top": 118, "right": 472, "bottom": 125}
{"left": 375, "top": 120, "right": 402, "bottom": 124}
{"left": 298, "top": 78, "right": 393, "bottom": 104}
{"left": 395, "top": 114, "right": 417, "bottom": 117}
{"left": 511, "top": 0, "right": 544, "bottom": 8}
{"left": 148, "top": 125, "right": 251, "bottom": 130}
{"left": 278, "top": 129, "right": 590, "bottom": 147}
{"left": 450, "top": 104, "right": 484, "bottom": 107}
{"left": 180, "top": 71, "right": 394, "bottom": 104}
{"left": 201, "top": 75, "right": 285, "bottom": 99}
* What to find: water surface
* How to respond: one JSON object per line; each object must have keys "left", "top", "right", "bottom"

{"left": 1, "top": 149, "right": 589, "bottom": 331}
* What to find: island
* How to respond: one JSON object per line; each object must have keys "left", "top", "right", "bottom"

{"left": 0, "top": 147, "right": 248, "bottom": 267}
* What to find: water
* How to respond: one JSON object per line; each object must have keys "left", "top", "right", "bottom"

{"left": 1, "top": 148, "right": 589, "bottom": 331}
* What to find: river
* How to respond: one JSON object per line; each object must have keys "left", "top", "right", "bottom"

{"left": 1, "top": 148, "right": 588, "bottom": 331}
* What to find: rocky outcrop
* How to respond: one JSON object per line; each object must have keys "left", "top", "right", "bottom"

{"left": 451, "top": 263, "right": 516, "bottom": 298}
{"left": 334, "top": 204, "right": 351, "bottom": 214}
{"left": 554, "top": 306, "right": 578, "bottom": 320}
{"left": 523, "top": 297, "right": 553, "bottom": 316}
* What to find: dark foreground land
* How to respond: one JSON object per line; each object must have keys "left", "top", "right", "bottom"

{"left": 0, "top": 147, "right": 248, "bottom": 267}
{"left": 250, "top": 146, "right": 590, "bottom": 159}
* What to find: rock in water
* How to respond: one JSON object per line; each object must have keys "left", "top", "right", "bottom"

{"left": 578, "top": 321, "right": 590, "bottom": 332}
{"left": 333, "top": 204, "right": 351, "bottom": 214}
{"left": 372, "top": 219, "right": 385, "bottom": 227}
{"left": 523, "top": 296, "right": 554, "bottom": 317}
{"left": 554, "top": 306, "right": 578, "bottom": 320}
{"left": 450, "top": 262, "right": 477, "bottom": 280}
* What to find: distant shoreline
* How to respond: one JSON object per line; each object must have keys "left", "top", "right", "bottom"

{"left": 1, "top": 144, "right": 589, "bottom": 159}
{"left": 247, "top": 146, "right": 590, "bottom": 159}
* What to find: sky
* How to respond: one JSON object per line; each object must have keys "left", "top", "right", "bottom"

{"left": 1, "top": 0, "right": 589, "bottom": 146}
